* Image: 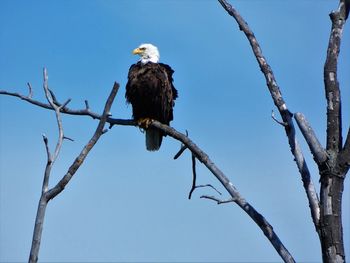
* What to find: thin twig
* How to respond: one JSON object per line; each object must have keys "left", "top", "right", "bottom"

{"left": 59, "top": 98, "right": 72, "bottom": 110}
{"left": 63, "top": 136, "right": 74, "bottom": 142}
{"left": 174, "top": 145, "right": 188, "bottom": 159}
{"left": 41, "top": 134, "right": 49, "bottom": 155}
{"left": 188, "top": 154, "right": 197, "bottom": 199}
{"left": 41, "top": 134, "right": 52, "bottom": 194}
{"left": 188, "top": 154, "right": 222, "bottom": 199}
{"left": 174, "top": 130, "right": 189, "bottom": 159}
{"left": 200, "top": 195, "right": 235, "bottom": 205}
{"left": 195, "top": 185, "right": 222, "bottom": 195}
{"left": 84, "top": 100, "right": 90, "bottom": 111}
{"left": 27, "top": 82, "right": 33, "bottom": 98}
{"left": 271, "top": 110, "right": 287, "bottom": 127}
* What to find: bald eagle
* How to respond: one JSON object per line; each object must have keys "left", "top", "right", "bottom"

{"left": 125, "top": 43, "right": 178, "bottom": 151}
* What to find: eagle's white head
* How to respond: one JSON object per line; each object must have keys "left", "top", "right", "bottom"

{"left": 132, "top": 43, "right": 160, "bottom": 64}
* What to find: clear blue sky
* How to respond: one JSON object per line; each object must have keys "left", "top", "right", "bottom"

{"left": 1, "top": 0, "right": 349, "bottom": 262}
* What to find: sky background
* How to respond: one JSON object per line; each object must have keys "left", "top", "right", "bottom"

{"left": 0, "top": 0, "right": 349, "bottom": 262}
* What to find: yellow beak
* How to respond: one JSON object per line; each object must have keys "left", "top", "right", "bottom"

{"left": 132, "top": 48, "right": 143, "bottom": 55}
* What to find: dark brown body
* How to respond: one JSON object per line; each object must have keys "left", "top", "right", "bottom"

{"left": 125, "top": 61, "right": 178, "bottom": 150}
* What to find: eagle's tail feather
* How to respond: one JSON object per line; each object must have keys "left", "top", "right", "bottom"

{"left": 146, "top": 128, "right": 162, "bottom": 151}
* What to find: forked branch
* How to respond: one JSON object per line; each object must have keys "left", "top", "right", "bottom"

{"left": 46, "top": 81, "right": 119, "bottom": 200}
{"left": 28, "top": 69, "right": 119, "bottom": 263}
{"left": 323, "top": 0, "right": 350, "bottom": 175}
{"left": 187, "top": 153, "right": 221, "bottom": 199}
{"left": 149, "top": 121, "right": 295, "bottom": 263}
{"left": 294, "top": 113, "right": 328, "bottom": 166}
{"left": 217, "top": 0, "right": 321, "bottom": 231}
{"left": 1, "top": 82, "right": 294, "bottom": 262}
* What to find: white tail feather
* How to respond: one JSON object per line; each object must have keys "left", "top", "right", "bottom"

{"left": 145, "top": 128, "right": 162, "bottom": 151}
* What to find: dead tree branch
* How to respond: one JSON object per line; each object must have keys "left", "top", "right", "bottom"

{"left": 27, "top": 82, "right": 33, "bottom": 98}
{"left": 218, "top": 0, "right": 349, "bottom": 262}
{"left": 188, "top": 154, "right": 221, "bottom": 199}
{"left": 45, "top": 81, "right": 119, "bottom": 200}
{"left": 149, "top": 121, "right": 295, "bottom": 263}
{"left": 271, "top": 110, "right": 287, "bottom": 127}
{"left": 28, "top": 69, "right": 119, "bottom": 263}
{"left": 188, "top": 154, "right": 198, "bottom": 199}
{"left": 0, "top": 88, "right": 131, "bottom": 126}
{"left": 217, "top": 0, "right": 321, "bottom": 232}
{"left": 1, "top": 1, "right": 347, "bottom": 262}
{"left": 200, "top": 195, "right": 235, "bottom": 205}
{"left": 324, "top": 0, "right": 348, "bottom": 154}
{"left": 173, "top": 145, "right": 187, "bottom": 159}
{"left": 173, "top": 130, "right": 189, "bottom": 160}
{"left": 317, "top": 1, "right": 349, "bottom": 261}
{"left": 294, "top": 113, "right": 328, "bottom": 166}
{"left": 0, "top": 84, "right": 294, "bottom": 262}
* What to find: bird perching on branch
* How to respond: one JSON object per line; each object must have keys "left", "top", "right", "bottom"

{"left": 125, "top": 43, "right": 178, "bottom": 151}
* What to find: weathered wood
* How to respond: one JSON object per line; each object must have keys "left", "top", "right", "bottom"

{"left": 28, "top": 70, "right": 119, "bottom": 263}
{"left": 318, "top": 1, "right": 349, "bottom": 261}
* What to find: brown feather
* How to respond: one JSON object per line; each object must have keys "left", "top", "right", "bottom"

{"left": 125, "top": 62, "right": 178, "bottom": 151}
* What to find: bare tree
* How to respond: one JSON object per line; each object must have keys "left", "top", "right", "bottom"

{"left": 26, "top": 69, "right": 119, "bottom": 263}
{"left": 218, "top": 0, "right": 349, "bottom": 262}
{"left": 1, "top": 70, "right": 295, "bottom": 262}
{"left": 0, "top": 1, "right": 349, "bottom": 262}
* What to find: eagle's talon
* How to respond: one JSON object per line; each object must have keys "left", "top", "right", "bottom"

{"left": 137, "top": 118, "right": 153, "bottom": 129}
